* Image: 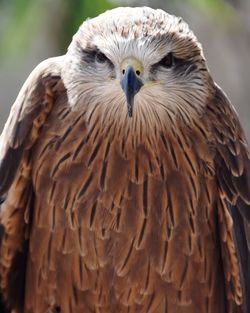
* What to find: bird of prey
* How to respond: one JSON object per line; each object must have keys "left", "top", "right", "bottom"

{"left": 0, "top": 6, "right": 249, "bottom": 313}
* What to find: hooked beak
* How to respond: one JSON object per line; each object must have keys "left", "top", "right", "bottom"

{"left": 120, "top": 65, "right": 144, "bottom": 117}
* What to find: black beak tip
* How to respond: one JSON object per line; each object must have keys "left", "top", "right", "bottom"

{"left": 128, "top": 107, "right": 133, "bottom": 118}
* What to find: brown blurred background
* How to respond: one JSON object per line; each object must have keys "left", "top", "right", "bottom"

{"left": 0, "top": 0, "right": 249, "bottom": 140}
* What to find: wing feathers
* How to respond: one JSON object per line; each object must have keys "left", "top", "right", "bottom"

{"left": 0, "top": 56, "right": 64, "bottom": 311}
{"left": 0, "top": 145, "right": 24, "bottom": 195}
{"left": 209, "top": 86, "right": 250, "bottom": 313}
{"left": 0, "top": 57, "right": 63, "bottom": 196}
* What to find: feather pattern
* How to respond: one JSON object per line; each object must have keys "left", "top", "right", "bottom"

{"left": 206, "top": 87, "right": 250, "bottom": 313}
{"left": 0, "top": 7, "right": 249, "bottom": 313}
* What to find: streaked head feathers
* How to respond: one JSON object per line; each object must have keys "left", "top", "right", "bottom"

{"left": 63, "top": 7, "right": 213, "bottom": 131}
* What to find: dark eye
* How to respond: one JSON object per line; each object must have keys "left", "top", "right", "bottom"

{"left": 159, "top": 53, "right": 174, "bottom": 68}
{"left": 95, "top": 51, "right": 109, "bottom": 63}
{"left": 82, "top": 48, "right": 114, "bottom": 69}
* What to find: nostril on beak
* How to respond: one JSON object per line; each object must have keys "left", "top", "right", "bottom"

{"left": 122, "top": 68, "right": 141, "bottom": 76}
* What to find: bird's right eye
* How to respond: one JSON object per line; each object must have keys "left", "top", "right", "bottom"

{"left": 83, "top": 48, "right": 113, "bottom": 68}
{"left": 95, "top": 51, "right": 109, "bottom": 64}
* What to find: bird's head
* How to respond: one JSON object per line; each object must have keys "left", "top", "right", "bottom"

{"left": 62, "top": 7, "right": 214, "bottom": 132}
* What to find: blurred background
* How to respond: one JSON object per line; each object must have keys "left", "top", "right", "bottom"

{"left": 0, "top": 0, "right": 249, "bottom": 140}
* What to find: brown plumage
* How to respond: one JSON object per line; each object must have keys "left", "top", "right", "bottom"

{"left": 0, "top": 7, "right": 249, "bottom": 313}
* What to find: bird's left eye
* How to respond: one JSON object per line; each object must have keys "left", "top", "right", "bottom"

{"left": 158, "top": 53, "right": 174, "bottom": 68}
{"left": 95, "top": 51, "right": 109, "bottom": 63}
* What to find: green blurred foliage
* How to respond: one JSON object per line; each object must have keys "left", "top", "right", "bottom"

{"left": 57, "top": 0, "right": 114, "bottom": 52}
{"left": 188, "top": 0, "right": 237, "bottom": 22}
{"left": 0, "top": 0, "right": 40, "bottom": 58}
{"left": 0, "top": 0, "right": 113, "bottom": 58}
